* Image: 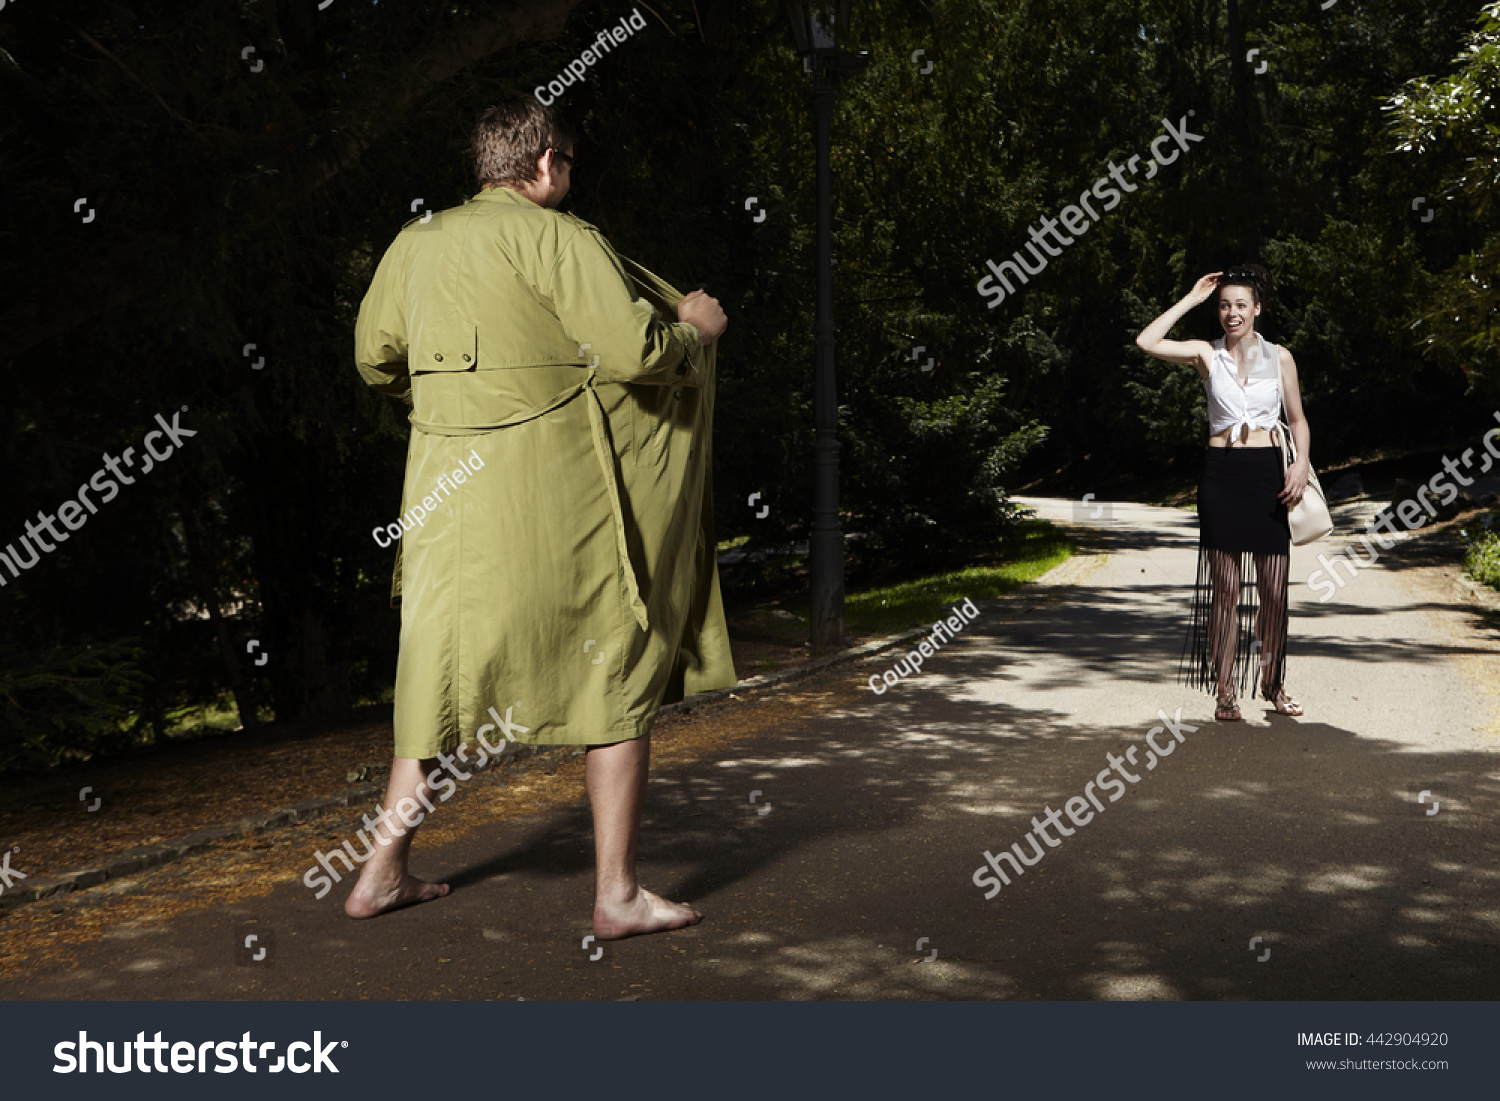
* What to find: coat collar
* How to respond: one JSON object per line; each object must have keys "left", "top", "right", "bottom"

{"left": 473, "top": 185, "right": 540, "bottom": 208}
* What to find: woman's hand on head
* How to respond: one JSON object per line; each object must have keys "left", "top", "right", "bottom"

{"left": 1188, "top": 272, "right": 1223, "bottom": 306}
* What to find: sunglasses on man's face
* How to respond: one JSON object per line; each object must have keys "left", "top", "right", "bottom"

{"left": 550, "top": 149, "right": 576, "bottom": 173}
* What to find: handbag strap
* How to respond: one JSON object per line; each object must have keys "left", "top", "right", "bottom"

{"left": 1275, "top": 420, "right": 1299, "bottom": 466}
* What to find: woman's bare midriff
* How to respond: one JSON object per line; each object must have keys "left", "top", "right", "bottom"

{"left": 1207, "top": 426, "right": 1275, "bottom": 448}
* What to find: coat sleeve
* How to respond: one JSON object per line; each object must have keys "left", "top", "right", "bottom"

{"left": 354, "top": 234, "right": 414, "bottom": 406}
{"left": 547, "top": 226, "right": 707, "bottom": 388}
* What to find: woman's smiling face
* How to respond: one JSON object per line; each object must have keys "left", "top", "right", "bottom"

{"left": 1218, "top": 282, "right": 1261, "bottom": 337}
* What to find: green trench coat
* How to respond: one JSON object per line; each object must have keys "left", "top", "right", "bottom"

{"left": 355, "top": 186, "right": 736, "bottom": 758}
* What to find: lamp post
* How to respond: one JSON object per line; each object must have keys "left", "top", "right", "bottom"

{"left": 784, "top": 1, "right": 868, "bottom": 648}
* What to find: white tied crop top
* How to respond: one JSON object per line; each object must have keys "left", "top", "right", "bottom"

{"left": 1204, "top": 332, "right": 1283, "bottom": 439}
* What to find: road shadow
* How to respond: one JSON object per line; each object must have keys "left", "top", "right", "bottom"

{"left": 9, "top": 650, "right": 1498, "bottom": 1002}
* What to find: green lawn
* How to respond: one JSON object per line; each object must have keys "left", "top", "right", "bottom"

{"left": 843, "top": 520, "right": 1073, "bottom": 634}
{"left": 737, "top": 519, "right": 1074, "bottom": 638}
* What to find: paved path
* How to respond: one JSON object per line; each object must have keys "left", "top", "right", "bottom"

{"left": 1010, "top": 494, "right": 1500, "bottom": 750}
{"left": 3, "top": 497, "right": 1498, "bottom": 1000}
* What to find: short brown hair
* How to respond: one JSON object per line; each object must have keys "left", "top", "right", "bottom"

{"left": 470, "top": 95, "right": 575, "bottom": 189}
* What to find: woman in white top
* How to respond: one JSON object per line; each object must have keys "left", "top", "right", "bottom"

{"left": 1136, "top": 265, "right": 1311, "bottom": 721}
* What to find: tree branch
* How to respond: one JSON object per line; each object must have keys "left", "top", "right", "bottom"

{"left": 70, "top": 24, "right": 203, "bottom": 135}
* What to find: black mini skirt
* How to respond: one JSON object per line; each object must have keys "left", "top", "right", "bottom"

{"left": 1197, "top": 446, "right": 1290, "bottom": 554}
{"left": 1179, "top": 445, "right": 1292, "bottom": 698}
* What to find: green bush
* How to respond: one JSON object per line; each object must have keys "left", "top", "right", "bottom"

{"left": 1461, "top": 512, "right": 1500, "bottom": 590}
{"left": 0, "top": 639, "right": 152, "bottom": 774}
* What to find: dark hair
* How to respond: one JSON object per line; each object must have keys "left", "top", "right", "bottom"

{"left": 470, "top": 94, "right": 576, "bottom": 189}
{"left": 1217, "top": 262, "right": 1275, "bottom": 314}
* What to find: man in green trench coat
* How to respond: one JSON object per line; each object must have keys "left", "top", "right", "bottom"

{"left": 347, "top": 95, "right": 735, "bottom": 938}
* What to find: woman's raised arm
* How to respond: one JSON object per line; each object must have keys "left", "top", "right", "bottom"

{"left": 1135, "top": 272, "right": 1221, "bottom": 378}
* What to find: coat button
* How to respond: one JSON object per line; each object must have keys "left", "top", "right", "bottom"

{"left": 462, "top": 354, "right": 472, "bottom": 362}
{"left": 672, "top": 389, "right": 683, "bottom": 400}
{"left": 434, "top": 353, "right": 444, "bottom": 362}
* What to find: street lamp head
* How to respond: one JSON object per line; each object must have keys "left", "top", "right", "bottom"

{"left": 785, "top": 0, "right": 853, "bottom": 57}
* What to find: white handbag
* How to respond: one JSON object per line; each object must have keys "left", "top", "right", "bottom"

{"left": 1273, "top": 421, "right": 1333, "bottom": 545}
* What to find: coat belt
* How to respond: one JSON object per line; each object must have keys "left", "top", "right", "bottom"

{"left": 406, "top": 367, "right": 651, "bottom": 632}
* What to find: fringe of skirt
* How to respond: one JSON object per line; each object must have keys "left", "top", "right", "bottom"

{"left": 1178, "top": 544, "right": 1289, "bottom": 700}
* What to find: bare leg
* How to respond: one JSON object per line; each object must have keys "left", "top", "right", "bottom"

{"left": 1206, "top": 548, "right": 1241, "bottom": 701}
{"left": 1253, "top": 552, "right": 1288, "bottom": 691}
{"left": 1253, "top": 551, "right": 1301, "bottom": 712}
{"left": 587, "top": 733, "right": 702, "bottom": 939}
{"left": 344, "top": 756, "right": 451, "bottom": 918}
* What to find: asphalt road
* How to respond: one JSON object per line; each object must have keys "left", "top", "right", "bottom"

{"left": 3, "top": 496, "right": 1499, "bottom": 1000}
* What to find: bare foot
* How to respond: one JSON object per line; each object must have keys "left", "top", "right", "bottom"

{"left": 593, "top": 887, "right": 702, "bottom": 940}
{"left": 344, "top": 872, "right": 450, "bottom": 919}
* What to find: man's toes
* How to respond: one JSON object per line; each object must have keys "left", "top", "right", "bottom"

{"left": 410, "top": 879, "right": 449, "bottom": 904}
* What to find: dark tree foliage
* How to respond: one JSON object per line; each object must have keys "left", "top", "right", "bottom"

{"left": 0, "top": 0, "right": 1492, "bottom": 769}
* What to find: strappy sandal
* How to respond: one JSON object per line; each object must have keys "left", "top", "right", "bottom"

{"left": 1215, "top": 693, "right": 1242, "bottom": 722}
{"left": 1263, "top": 687, "right": 1303, "bottom": 716}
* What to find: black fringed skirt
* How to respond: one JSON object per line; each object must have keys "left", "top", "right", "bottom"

{"left": 1179, "top": 446, "right": 1291, "bottom": 698}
